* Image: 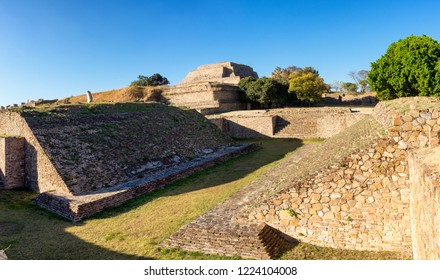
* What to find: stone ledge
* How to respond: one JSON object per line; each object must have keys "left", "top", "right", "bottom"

{"left": 33, "top": 143, "right": 259, "bottom": 222}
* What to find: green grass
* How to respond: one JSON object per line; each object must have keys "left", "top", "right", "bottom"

{"left": 280, "top": 242, "right": 408, "bottom": 260}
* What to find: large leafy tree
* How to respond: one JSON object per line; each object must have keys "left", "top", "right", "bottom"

{"left": 238, "top": 77, "right": 288, "bottom": 106}
{"left": 368, "top": 35, "right": 440, "bottom": 100}
{"left": 288, "top": 71, "right": 326, "bottom": 103}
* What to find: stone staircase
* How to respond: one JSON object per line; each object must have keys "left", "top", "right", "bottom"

{"left": 273, "top": 116, "right": 318, "bottom": 138}
{"left": 162, "top": 213, "right": 294, "bottom": 259}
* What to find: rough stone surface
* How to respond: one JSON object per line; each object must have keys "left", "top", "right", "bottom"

{"left": 180, "top": 62, "right": 258, "bottom": 85}
{"left": 0, "top": 103, "right": 255, "bottom": 220}
{"left": 409, "top": 147, "right": 440, "bottom": 260}
{"left": 0, "top": 136, "right": 25, "bottom": 189}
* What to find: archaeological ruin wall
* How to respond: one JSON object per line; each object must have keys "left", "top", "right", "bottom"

{"left": 244, "top": 97, "right": 440, "bottom": 258}
{"left": 0, "top": 111, "right": 71, "bottom": 193}
{"left": 209, "top": 107, "right": 368, "bottom": 139}
{"left": 409, "top": 147, "right": 440, "bottom": 259}
{"left": 0, "top": 103, "right": 258, "bottom": 221}
{"left": 165, "top": 97, "right": 440, "bottom": 259}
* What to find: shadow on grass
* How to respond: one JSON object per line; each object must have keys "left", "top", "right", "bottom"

{"left": 0, "top": 190, "right": 146, "bottom": 259}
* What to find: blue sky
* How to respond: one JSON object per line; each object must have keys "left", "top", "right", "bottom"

{"left": 1, "top": 0, "right": 440, "bottom": 106}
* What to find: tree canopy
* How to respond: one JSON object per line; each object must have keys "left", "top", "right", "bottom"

{"left": 238, "top": 77, "right": 288, "bottom": 106}
{"left": 368, "top": 35, "right": 440, "bottom": 100}
{"left": 130, "top": 73, "right": 170, "bottom": 86}
{"left": 288, "top": 71, "right": 325, "bottom": 103}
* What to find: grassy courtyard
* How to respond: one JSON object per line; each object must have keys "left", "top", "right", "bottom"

{"left": 0, "top": 138, "right": 404, "bottom": 260}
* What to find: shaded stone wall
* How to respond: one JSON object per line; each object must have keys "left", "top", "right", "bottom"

{"left": 409, "top": 147, "right": 440, "bottom": 259}
{"left": 0, "top": 111, "right": 71, "bottom": 194}
{"left": 211, "top": 116, "right": 276, "bottom": 138}
{"left": 0, "top": 136, "right": 25, "bottom": 189}
{"left": 208, "top": 108, "right": 368, "bottom": 139}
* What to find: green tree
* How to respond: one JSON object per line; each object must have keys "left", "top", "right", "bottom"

{"left": 368, "top": 35, "right": 440, "bottom": 100}
{"left": 130, "top": 73, "right": 169, "bottom": 86}
{"left": 288, "top": 71, "right": 325, "bottom": 103}
{"left": 239, "top": 77, "right": 288, "bottom": 106}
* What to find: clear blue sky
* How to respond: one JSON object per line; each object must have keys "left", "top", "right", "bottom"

{"left": 1, "top": 0, "right": 440, "bottom": 106}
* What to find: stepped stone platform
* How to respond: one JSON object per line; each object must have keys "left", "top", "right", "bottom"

{"left": 180, "top": 62, "right": 258, "bottom": 85}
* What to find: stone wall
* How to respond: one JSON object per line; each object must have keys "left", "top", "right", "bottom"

{"left": 208, "top": 108, "right": 368, "bottom": 139}
{"left": 211, "top": 116, "right": 276, "bottom": 138}
{"left": 373, "top": 97, "right": 440, "bottom": 148}
{"left": 245, "top": 97, "right": 440, "bottom": 258}
{"left": 248, "top": 138, "right": 412, "bottom": 255}
{"left": 409, "top": 147, "right": 440, "bottom": 259}
{"left": 0, "top": 111, "right": 71, "bottom": 193}
{"left": 0, "top": 136, "right": 25, "bottom": 189}
{"left": 163, "top": 83, "right": 245, "bottom": 114}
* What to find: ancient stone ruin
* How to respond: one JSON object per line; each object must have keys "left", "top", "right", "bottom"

{"left": 164, "top": 97, "right": 440, "bottom": 260}
{"left": 0, "top": 103, "right": 257, "bottom": 221}
{"left": 180, "top": 62, "right": 258, "bottom": 85}
{"left": 162, "top": 62, "right": 259, "bottom": 114}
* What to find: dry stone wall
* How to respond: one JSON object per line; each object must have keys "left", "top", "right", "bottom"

{"left": 249, "top": 138, "right": 412, "bottom": 255}
{"left": 163, "top": 83, "right": 245, "bottom": 114}
{"left": 409, "top": 147, "right": 440, "bottom": 259}
{"left": 374, "top": 97, "right": 440, "bottom": 149}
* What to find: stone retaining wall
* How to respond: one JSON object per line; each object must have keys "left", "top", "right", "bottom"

{"left": 373, "top": 97, "right": 440, "bottom": 148}
{"left": 209, "top": 108, "right": 368, "bottom": 139}
{"left": 409, "top": 147, "right": 440, "bottom": 259}
{"left": 248, "top": 138, "right": 412, "bottom": 255}
{"left": 211, "top": 116, "right": 276, "bottom": 138}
